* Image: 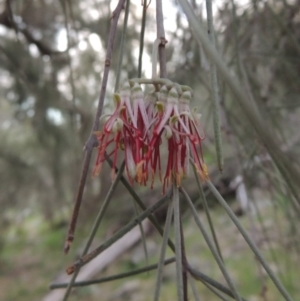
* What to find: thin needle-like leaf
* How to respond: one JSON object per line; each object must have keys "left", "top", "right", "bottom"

{"left": 177, "top": 0, "right": 300, "bottom": 204}
{"left": 50, "top": 257, "right": 175, "bottom": 289}
{"left": 62, "top": 162, "right": 125, "bottom": 301}
{"left": 191, "top": 161, "right": 223, "bottom": 262}
{"left": 181, "top": 187, "right": 243, "bottom": 301}
{"left": 202, "top": 282, "right": 230, "bottom": 301}
{"left": 66, "top": 193, "right": 170, "bottom": 274}
{"left": 106, "top": 159, "right": 244, "bottom": 298}
{"left": 188, "top": 274, "right": 201, "bottom": 301}
{"left": 154, "top": 200, "right": 174, "bottom": 301}
{"left": 206, "top": 180, "right": 295, "bottom": 301}
{"left": 205, "top": 0, "right": 223, "bottom": 172}
{"left": 132, "top": 200, "right": 149, "bottom": 267}
{"left": 174, "top": 185, "right": 184, "bottom": 301}
{"left": 188, "top": 265, "right": 248, "bottom": 301}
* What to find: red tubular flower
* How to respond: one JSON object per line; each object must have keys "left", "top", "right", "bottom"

{"left": 131, "top": 83, "right": 150, "bottom": 185}
{"left": 92, "top": 80, "right": 208, "bottom": 192}
{"left": 92, "top": 83, "right": 137, "bottom": 183}
{"left": 178, "top": 90, "right": 208, "bottom": 180}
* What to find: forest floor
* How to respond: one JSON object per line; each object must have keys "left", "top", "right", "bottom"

{"left": 0, "top": 188, "right": 299, "bottom": 301}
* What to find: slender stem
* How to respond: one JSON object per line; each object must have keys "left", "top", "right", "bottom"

{"left": 64, "top": 0, "right": 127, "bottom": 253}
{"left": 138, "top": 0, "right": 148, "bottom": 77}
{"left": 66, "top": 193, "right": 170, "bottom": 274}
{"left": 62, "top": 162, "right": 125, "bottom": 300}
{"left": 191, "top": 161, "right": 223, "bottom": 262}
{"left": 132, "top": 198, "right": 149, "bottom": 266}
{"left": 188, "top": 274, "right": 201, "bottom": 301}
{"left": 156, "top": 0, "right": 167, "bottom": 78}
{"left": 154, "top": 200, "right": 174, "bottom": 301}
{"left": 206, "top": 180, "right": 294, "bottom": 301}
{"left": 115, "top": 0, "right": 130, "bottom": 91}
{"left": 180, "top": 212, "right": 188, "bottom": 301}
{"left": 50, "top": 257, "right": 175, "bottom": 289}
{"left": 181, "top": 187, "right": 243, "bottom": 301}
{"left": 188, "top": 265, "right": 248, "bottom": 301}
{"left": 205, "top": 0, "right": 223, "bottom": 172}
{"left": 202, "top": 283, "right": 230, "bottom": 301}
{"left": 151, "top": 39, "right": 160, "bottom": 79}
{"left": 174, "top": 185, "right": 184, "bottom": 301}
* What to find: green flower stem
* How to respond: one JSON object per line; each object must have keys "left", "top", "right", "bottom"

{"left": 206, "top": 180, "right": 294, "bottom": 301}
{"left": 181, "top": 187, "right": 243, "bottom": 301}
{"left": 174, "top": 185, "right": 184, "bottom": 301}
{"left": 66, "top": 193, "right": 170, "bottom": 275}
{"left": 62, "top": 162, "right": 125, "bottom": 301}
{"left": 50, "top": 257, "right": 175, "bottom": 289}
{"left": 205, "top": 0, "right": 223, "bottom": 172}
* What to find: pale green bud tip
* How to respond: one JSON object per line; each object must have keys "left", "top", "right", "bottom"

{"left": 167, "top": 87, "right": 179, "bottom": 104}
{"left": 100, "top": 114, "right": 110, "bottom": 123}
{"left": 160, "top": 85, "right": 168, "bottom": 95}
{"left": 132, "top": 82, "right": 141, "bottom": 91}
{"left": 113, "top": 93, "right": 121, "bottom": 106}
{"left": 168, "top": 86, "right": 178, "bottom": 98}
{"left": 164, "top": 125, "right": 173, "bottom": 139}
{"left": 122, "top": 82, "right": 130, "bottom": 90}
{"left": 159, "top": 85, "right": 168, "bottom": 103}
{"left": 179, "top": 91, "right": 191, "bottom": 105}
{"left": 132, "top": 83, "right": 143, "bottom": 99}
{"left": 170, "top": 115, "right": 179, "bottom": 124}
{"left": 120, "top": 82, "right": 130, "bottom": 97}
{"left": 112, "top": 118, "right": 123, "bottom": 133}
{"left": 156, "top": 101, "right": 164, "bottom": 113}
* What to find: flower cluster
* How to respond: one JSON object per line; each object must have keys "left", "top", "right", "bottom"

{"left": 93, "top": 80, "right": 208, "bottom": 193}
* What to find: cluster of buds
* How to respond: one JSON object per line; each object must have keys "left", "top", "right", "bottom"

{"left": 93, "top": 79, "right": 208, "bottom": 193}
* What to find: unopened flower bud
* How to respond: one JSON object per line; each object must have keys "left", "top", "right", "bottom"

{"left": 120, "top": 82, "right": 131, "bottom": 98}
{"left": 164, "top": 125, "right": 173, "bottom": 139}
{"left": 112, "top": 118, "right": 123, "bottom": 133}
{"left": 113, "top": 93, "right": 121, "bottom": 106}
{"left": 159, "top": 85, "right": 168, "bottom": 103}
{"left": 132, "top": 83, "right": 143, "bottom": 100}
{"left": 167, "top": 87, "right": 179, "bottom": 105}
{"left": 179, "top": 91, "right": 192, "bottom": 105}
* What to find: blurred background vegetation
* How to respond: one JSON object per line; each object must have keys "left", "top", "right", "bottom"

{"left": 0, "top": 0, "right": 300, "bottom": 300}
